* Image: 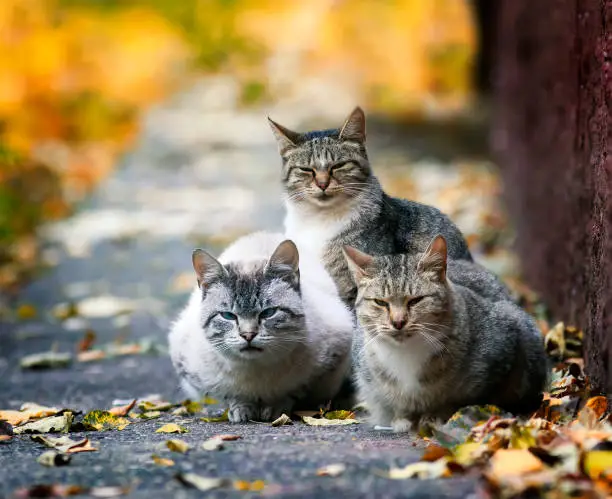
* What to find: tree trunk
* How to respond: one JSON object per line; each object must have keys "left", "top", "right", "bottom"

{"left": 493, "top": 0, "right": 611, "bottom": 393}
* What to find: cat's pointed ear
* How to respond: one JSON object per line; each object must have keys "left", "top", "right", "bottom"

{"left": 268, "top": 117, "right": 300, "bottom": 155}
{"left": 339, "top": 106, "right": 366, "bottom": 143}
{"left": 342, "top": 245, "right": 373, "bottom": 285}
{"left": 266, "top": 239, "right": 300, "bottom": 286}
{"left": 192, "top": 249, "right": 227, "bottom": 288}
{"left": 417, "top": 235, "right": 447, "bottom": 281}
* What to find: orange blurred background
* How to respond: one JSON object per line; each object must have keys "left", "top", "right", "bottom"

{"left": 0, "top": 0, "right": 477, "bottom": 289}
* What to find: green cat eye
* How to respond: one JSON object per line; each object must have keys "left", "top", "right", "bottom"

{"left": 259, "top": 307, "right": 278, "bottom": 320}
{"left": 219, "top": 311, "right": 237, "bottom": 321}
{"left": 330, "top": 161, "right": 351, "bottom": 171}
{"left": 373, "top": 299, "right": 388, "bottom": 308}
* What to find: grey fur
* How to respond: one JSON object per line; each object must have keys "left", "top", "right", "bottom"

{"left": 169, "top": 232, "right": 353, "bottom": 423}
{"left": 345, "top": 235, "right": 548, "bottom": 432}
{"left": 272, "top": 107, "right": 473, "bottom": 307}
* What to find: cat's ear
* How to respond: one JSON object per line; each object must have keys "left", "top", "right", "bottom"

{"left": 339, "top": 106, "right": 366, "bottom": 143}
{"left": 192, "top": 249, "right": 227, "bottom": 288}
{"left": 266, "top": 239, "right": 300, "bottom": 286}
{"left": 417, "top": 235, "right": 447, "bottom": 281}
{"left": 268, "top": 118, "right": 300, "bottom": 155}
{"left": 342, "top": 245, "right": 373, "bottom": 285}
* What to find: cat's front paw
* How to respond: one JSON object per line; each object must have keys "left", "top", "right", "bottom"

{"left": 259, "top": 398, "right": 294, "bottom": 422}
{"left": 391, "top": 418, "right": 414, "bottom": 433}
{"left": 228, "top": 402, "right": 259, "bottom": 423}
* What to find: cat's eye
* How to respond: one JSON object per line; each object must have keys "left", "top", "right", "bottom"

{"left": 297, "top": 167, "right": 314, "bottom": 174}
{"left": 407, "top": 296, "right": 424, "bottom": 307}
{"left": 373, "top": 299, "right": 389, "bottom": 308}
{"left": 259, "top": 307, "right": 278, "bottom": 320}
{"left": 219, "top": 311, "right": 237, "bottom": 321}
{"left": 330, "top": 161, "right": 351, "bottom": 171}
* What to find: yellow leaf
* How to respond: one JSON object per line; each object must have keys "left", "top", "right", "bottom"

{"left": 16, "top": 304, "right": 37, "bottom": 320}
{"left": 156, "top": 423, "right": 188, "bottom": 434}
{"left": 584, "top": 451, "right": 612, "bottom": 479}
{"left": 108, "top": 399, "right": 136, "bottom": 417}
{"left": 200, "top": 409, "right": 229, "bottom": 423}
{"left": 83, "top": 410, "right": 130, "bottom": 431}
{"left": 166, "top": 439, "right": 190, "bottom": 453}
{"left": 302, "top": 416, "right": 358, "bottom": 426}
{"left": 233, "top": 480, "right": 265, "bottom": 491}
{"left": 489, "top": 449, "right": 543, "bottom": 479}
{"left": 152, "top": 454, "right": 174, "bottom": 467}
{"left": 453, "top": 442, "right": 485, "bottom": 467}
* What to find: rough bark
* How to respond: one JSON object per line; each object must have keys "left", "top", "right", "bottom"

{"left": 494, "top": 0, "right": 611, "bottom": 393}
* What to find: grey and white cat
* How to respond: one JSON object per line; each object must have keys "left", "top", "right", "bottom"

{"left": 343, "top": 235, "right": 548, "bottom": 432}
{"left": 269, "top": 107, "right": 472, "bottom": 306}
{"left": 168, "top": 232, "right": 354, "bottom": 423}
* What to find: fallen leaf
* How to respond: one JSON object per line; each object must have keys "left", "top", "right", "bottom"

{"left": 108, "top": 399, "right": 136, "bottom": 417}
{"left": 202, "top": 437, "right": 225, "bottom": 451}
{"left": 302, "top": 416, "right": 358, "bottom": 426}
{"left": 271, "top": 414, "right": 292, "bottom": 427}
{"left": 421, "top": 443, "right": 451, "bottom": 462}
{"left": 216, "top": 434, "right": 241, "bottom": 441}
{"left": 76, "top": 295, "right": 136, "bottom": 318}
{"left": 584, "top": 396, "right": 608, "bottom": 420}
{"left": 89, "top": 486, "right": 131, "bottom": 498}
{"left": 77, "top": 330, "right": 97, "bottom": 352}
{"left": 31, "top": 435, "right": 98, "bottom": 453}
{"left": 14, "top": 413, "right": 73, "bottom": 434}
{"left": 17, "top": 303, "right": 38, "bottom": 320}
{"left": 152, "top": 454, "right": 175, "bottom": 467}
{"left": 13, "top": 484, "right": 88, "bottom": 497}
{"left": 201, "top": 396, "right": 219, "bottom": 405}
{"left": 233, "top": 480, "right": 265, "bottom": 491}
{"left": 200, "top": 409, "right": 229, "bottom": 423}
{"left": 156, "top": 423, "right": 188, "bottom": 434}
{"left": 316, "top": 463, "right": 346, "bottom": 477}
{"left": 138, "top": 400, "right": 174, "bottom": 412}
{"left": 83, "top": 410, "right": 130, "bottom": 431}
{"left": 0, "top": 403, "right": 61, "bottom": 427}
{"left": 488, "top": 449, "right": 544, "bottom": 479}
{"left": 388, "top": 460, "right": 450, "bottom": 479}
{"left": 324, "top": 410, "right": 355, "bottom": 420}
{"left": 76, "top": 350, "right": 106, "bottom": 362}
{"left": 136, "top": 411, "right": 161, "bottom": 420}
{"left": 37, "top": 451, "right": 71, "bottom": 467}
{"left": 584, "top": 451, "right": 612, "bottom": 479}
{"left": 175, "top": 473, "right": 226, "bottom": 491}
{"left": 181, "top": 400, "right": 202, "bottom": 414}
{"left": 166, "top": 439, "right": 190, "bottom": 453}
{"left": 20, "top": 351, "right": 72, "bottom": 369}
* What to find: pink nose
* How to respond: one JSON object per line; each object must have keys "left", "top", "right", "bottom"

{"left": 315, "top": 177, "right": 330, "bottom": 191}
{"left": 392, "top": 319, "right": 407, "bottom": 330}
{"left": 240, "top": 331, "right": 257, "bottom": 342}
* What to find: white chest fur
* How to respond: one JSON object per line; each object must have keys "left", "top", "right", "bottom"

{"left": 284, "top": 202, "right": 350, "bottom": 259}
{"left": 372, "top": 338, "right": 432, "bottom": 397}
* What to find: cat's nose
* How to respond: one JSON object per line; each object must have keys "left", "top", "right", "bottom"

{"left": 391, "top": 319, "right": 407, "bottom": 330}
{"left": 314, "top": 174, "right": 330, "bottom": 191}
{"left": 240, "top": 331, "right": 258, "bottom": 343}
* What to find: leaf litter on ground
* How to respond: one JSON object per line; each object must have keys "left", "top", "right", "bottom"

{"left": 156, "top": 423, "right": 188, "bottom": 434}
{"left": 166, "top": 439, "right": 190, "bottom": 453}
{"left": 389, "top": 321, "right": 612, "bottom": 498}
{"left": 31, "top": 435, "right": 97, "bottom": 453}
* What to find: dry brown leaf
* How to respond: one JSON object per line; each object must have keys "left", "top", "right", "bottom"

{"left": 108, "top": 400, "right": 136, "bottom": 417}
{"left": 233, "top": 480, "right": 265, "bottom": 491}
{"left": 32, "top": 435, "right": 98, "bottom": 454}
{"left": 77, "top": 350, "right": 107, "bottom": 362}
{"left": 421, "top": 443, "right": 451, "bottom": 462}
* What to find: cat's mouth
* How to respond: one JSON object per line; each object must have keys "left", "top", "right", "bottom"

{"left": 240, "top": 345, "right": 263, "bottom": 352}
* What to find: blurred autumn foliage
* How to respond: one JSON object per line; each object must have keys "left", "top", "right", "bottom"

{"left": 0, "top": 0, "right": 476, "bottom": 291}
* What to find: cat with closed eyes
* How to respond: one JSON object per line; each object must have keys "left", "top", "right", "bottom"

{"left": 343, "top": 235, "right": 548, "bottom": 432}
{"left": 168, "top": 231, "right": 354, "bottom": 423}
{"left": 269, "top": 107, "right": 473, "bottom": 307}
